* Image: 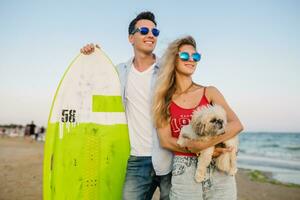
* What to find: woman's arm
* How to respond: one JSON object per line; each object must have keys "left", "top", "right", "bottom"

{"left": 157, "top": 124, "right": 188, "bottom": 153}
{"left": 157, "top": 122, "right": 233, "bottom": 155}
{"left": 185, "top": 86, "right": 244, "bottom": 153}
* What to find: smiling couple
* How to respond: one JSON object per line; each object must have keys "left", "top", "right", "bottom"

{"left": 80, "top": 11, "right": 243, "bottom": 200}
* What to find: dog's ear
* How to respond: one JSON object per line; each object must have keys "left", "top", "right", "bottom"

{"left": 194, "top": 123, "right": 206, "bottom": 136}
{"left": 200, "top": 124, "right": 206, "bottom": 136}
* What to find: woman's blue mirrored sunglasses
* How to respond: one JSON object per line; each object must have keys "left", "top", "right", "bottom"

{"left": 131, "top": 27, "right": 160, "bottom": 37}
{"left": 178, "top": 52, "right": 201, "bottom": 62}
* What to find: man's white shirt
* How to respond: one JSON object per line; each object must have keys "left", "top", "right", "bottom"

{"left": 125, "top": 63, "right": 155, "bottom": 156}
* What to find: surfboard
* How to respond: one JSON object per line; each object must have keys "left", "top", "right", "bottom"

{"left": 43, "top": 48, "right": 130, "bottom": 199}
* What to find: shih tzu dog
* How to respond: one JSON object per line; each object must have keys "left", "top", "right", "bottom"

{"left": 177, "top": 104, "right": 238, "bottom": 182}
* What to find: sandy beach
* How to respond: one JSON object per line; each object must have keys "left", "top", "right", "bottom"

{"left": 0, "top": 137, "right": 300, "bottom": 200}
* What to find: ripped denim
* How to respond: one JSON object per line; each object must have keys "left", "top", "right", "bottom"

{"left": 169, "top": 155, "right": 236, "bottom": 200}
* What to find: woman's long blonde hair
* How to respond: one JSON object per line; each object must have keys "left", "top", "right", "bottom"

{"left": 152, "top": 36, "right": 197, "bottom": 128}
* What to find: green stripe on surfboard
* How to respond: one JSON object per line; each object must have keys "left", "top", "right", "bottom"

{"left": 43, "top": 122, "right": 130, "bottom": 199}
{"left": 92, "top": 95, "right": 124, "bottom": 112}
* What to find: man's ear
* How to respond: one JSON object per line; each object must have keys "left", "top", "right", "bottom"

{"left": 128, "top": 35, "right": 134, "bottom": 46}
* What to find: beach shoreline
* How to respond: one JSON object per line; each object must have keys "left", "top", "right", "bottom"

{"left": 0, "top": 137, "right": 300, "bottom": 200}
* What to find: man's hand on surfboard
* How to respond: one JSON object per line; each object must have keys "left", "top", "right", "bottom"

{"left": 80, "top": 43, "right": 100, "bottom": 55}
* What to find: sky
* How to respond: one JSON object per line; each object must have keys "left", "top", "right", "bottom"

{"left": 0, "top": 0, "right": 299, "bottom": 132}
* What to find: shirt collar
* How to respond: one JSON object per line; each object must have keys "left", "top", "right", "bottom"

{"left": 124, "top": 54, "right": 160, "bottom": 70}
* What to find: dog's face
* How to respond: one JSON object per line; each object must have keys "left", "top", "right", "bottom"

{"left": 191, "top": 104, "right": 227, "bottom": 138}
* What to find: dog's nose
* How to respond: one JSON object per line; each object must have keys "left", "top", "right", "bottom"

{"left": 216, "top": 123, "right": 223, "bottom": 129}
{"left": 216, "top": 119, "right": 223, "bottom": 128}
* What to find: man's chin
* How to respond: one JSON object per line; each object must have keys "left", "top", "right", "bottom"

{"left": 143, "top": 49, "right": 155, "bottom": 55}
{"left": 143, "top": 45, "right": 156, "bottom": 52}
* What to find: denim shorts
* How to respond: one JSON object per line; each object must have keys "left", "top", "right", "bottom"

{"left": 203, "top": 169, "right": 236, "bottom": 200}
{"left": 122, "top": 156, "right": 171, "bottom": 200}
{"left": 170, "top": 155, "right": 236, "bottom": 200}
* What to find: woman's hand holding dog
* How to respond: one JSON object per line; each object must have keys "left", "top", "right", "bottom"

{"left": 184, "top": 139, "right": 207, "bottom": 153}
{"left": 212, "top": 146, "right": 233, "bottom": 157}
{"left": 184, "top": 139, "right": 233, "bottom": 157}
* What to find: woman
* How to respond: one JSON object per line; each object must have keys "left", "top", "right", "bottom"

{"left": 152, "top": 36, "right": 243, "bottom": 200}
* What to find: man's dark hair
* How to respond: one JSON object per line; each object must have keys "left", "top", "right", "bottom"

{"left": 128, "top": 11, "right": 157, "bottom": 35}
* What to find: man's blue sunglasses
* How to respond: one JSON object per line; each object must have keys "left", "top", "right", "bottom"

{"left": 178, "top": 52, "right": 201, "bottom": 62}
{"left": 131, "top": 27, "right": 160, "bottom": 37}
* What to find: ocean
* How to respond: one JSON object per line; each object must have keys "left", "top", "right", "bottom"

{"left": 238, "top": 132, "right": 300, "bottom": 185}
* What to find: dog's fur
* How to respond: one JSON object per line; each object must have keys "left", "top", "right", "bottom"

{"left": 177, "top": 104, "right": 238, "bottom": 182}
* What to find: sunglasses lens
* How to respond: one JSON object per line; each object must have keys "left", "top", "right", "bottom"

{"left": 179, "top": 52, "right": 189, "bottom": 61}
{"left": 152, "top": 28, "right": 160, "bottom": 37}
{"left": 139, "top": 27, "right": 149, "bottom": 35}
{"left": 192, "top": 53, "right": 201, "bottom": 62}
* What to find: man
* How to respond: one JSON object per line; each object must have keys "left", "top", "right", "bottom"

{"left": 81, "top": 12, "right": 172, "bottom": 200}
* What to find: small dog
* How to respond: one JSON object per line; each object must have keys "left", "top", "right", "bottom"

{"left": 177, "top": 104, "right": 238, "bottom": 182}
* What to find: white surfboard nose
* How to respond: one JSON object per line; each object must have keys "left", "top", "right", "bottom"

{"left": 50, "top": 48, "right": 126, "bottom": 125}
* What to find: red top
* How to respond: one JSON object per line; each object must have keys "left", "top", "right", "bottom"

{"left": 170, "top": 87, "right": 210, "bottom": 156}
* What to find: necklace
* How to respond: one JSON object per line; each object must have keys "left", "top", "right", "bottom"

{"left": 175, "top": 82, "right": 195, "bottom": 96}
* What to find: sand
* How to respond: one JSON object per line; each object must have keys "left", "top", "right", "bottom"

{"left": 0, "top": 137, "right": 300, "bottom": 200}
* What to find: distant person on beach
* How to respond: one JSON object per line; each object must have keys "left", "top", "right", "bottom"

{"left": 0, "top": 128, "right": 5, "bottom": 137}
{"left": 37, "top": 126, "right": 45, "bottom": 141}
{"left": 152, "top": 36, "right": 243, "bottom": 199}
{"left": 40, "top": 126, "right": 45, "bottom": 135}
{"left": 35, "top": 126, "right": 40, "bottom": 140}
{"left": 28, "top": 121, "right": 36, "bottom": 137}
